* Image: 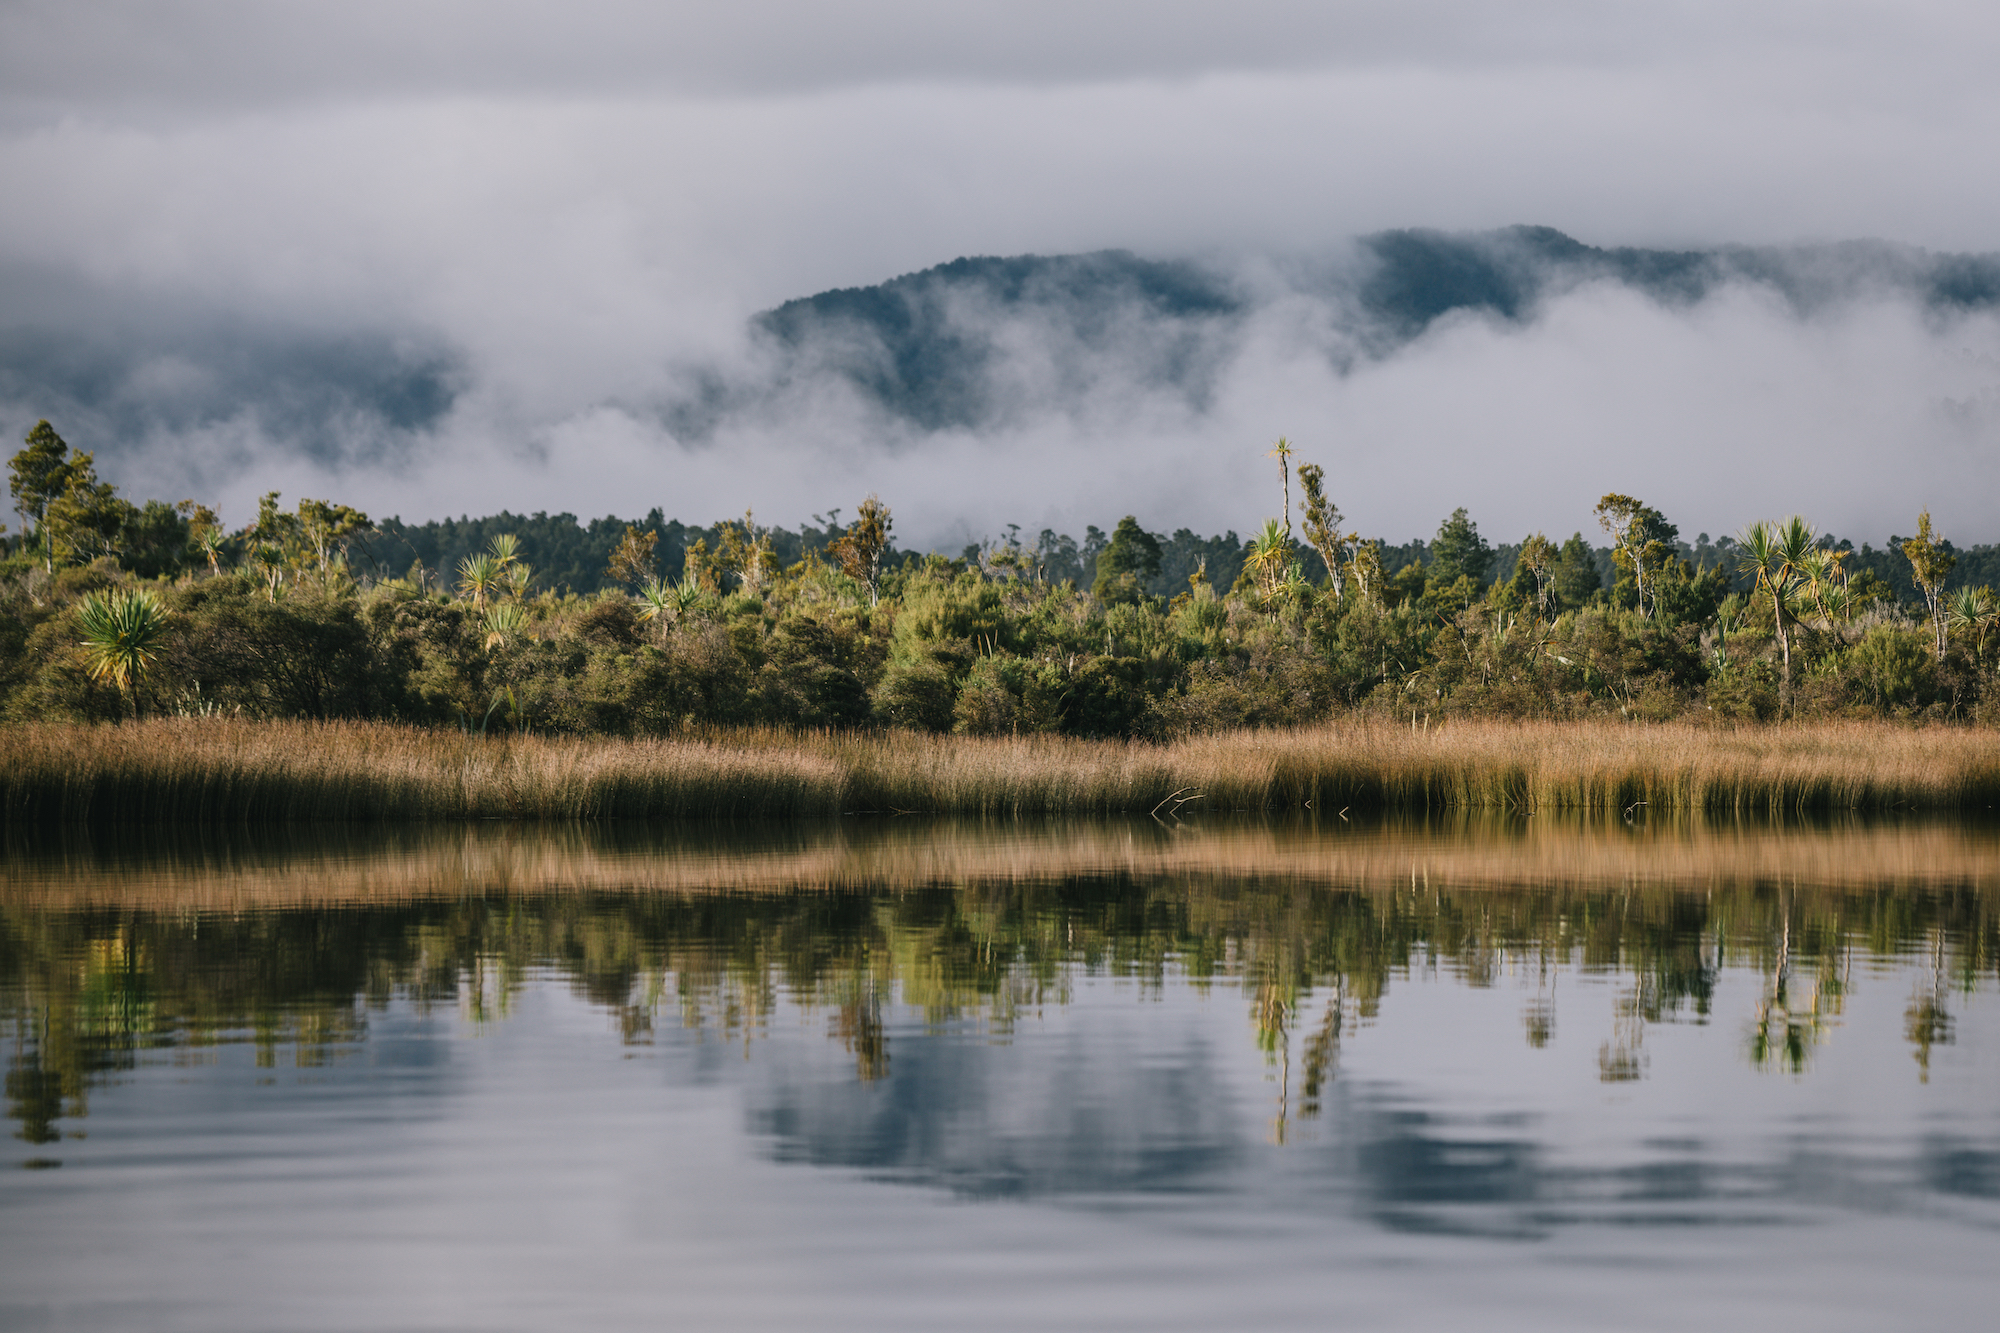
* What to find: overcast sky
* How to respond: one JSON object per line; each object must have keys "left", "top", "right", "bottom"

{"left": 4, "top": 1, "right": 1999, "bottom": 547}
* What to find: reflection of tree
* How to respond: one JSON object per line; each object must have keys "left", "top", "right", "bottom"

{"left": 1299, "top": 985, "right": 1344, "bottom": 1120}
{"left": 1904, "top": 929, "right": 1954, "bottom": 1084}
{"left": 832, "top": 982, "right": 890, "bottom": 1082}
{"left": 3, "top": 870, "right": 1995, "bottom": 1146}
{"left": 1598, "top": 995, "right": 1647, "bottom": 1083}
{"left": 1254, "top": 978, "right": 1292, "bottom": 1144}
{"left": 6, "top": 1035, "right": 68, "bottom": 1145}
{"left": 1744, "top": 892, "right": 1847, "bottom": 1076}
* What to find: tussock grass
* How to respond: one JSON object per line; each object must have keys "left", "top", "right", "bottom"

{"left": 2, "top": 717, "right": 1996, "bottom": 825}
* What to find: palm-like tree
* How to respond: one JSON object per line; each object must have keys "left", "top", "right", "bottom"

{"left": 487, "top": 533, "right": 521, "bottom": 569}
{"left": 1799, "top": 545, "right": 1852, "bottom": 630}
{"left": 457, "top": 552, "right": 502, "bottom": 609}
{"left": 482, "top": 602, "right": 529, "bottom": 650}
{"left": 1737, "top": 517, "right": 1816, "bottom": 708}
{"left": 636, "top": 574, "right": 712, "bottom": 642}
{"left": 1947, "top": 586, "right": 1997, "bottom": 666}
{"left": 636, "top": 576, "right": 674, "bottom": 640}
{"left": 502, "top": 562, "right": 534, "bottom": 601}
{"left": 252, "top": 543, "right": 288, "bottom": 601}
{"left": 668, "top": 574, "right": 710, "bottom": 620}
{"left": 77, "top": 589, "right": 169, "bottom": 720}
{"left": 1272, "top": 560, "right": 1311, "bottom": 609}
{"left": 1266, "top": 438, "right": 1295, "bottom": 543}
{"left": 1242, "top": 519, "right": 1292, "bottom": 599}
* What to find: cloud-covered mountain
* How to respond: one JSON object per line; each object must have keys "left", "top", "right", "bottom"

{"left": 6, "top": 226, "right": 2000, "bottom": 549}
{"left": 670, "top": 226, "right": 2000, "bottom": 441}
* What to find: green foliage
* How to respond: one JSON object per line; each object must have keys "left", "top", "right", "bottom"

{"left": 9, "top": 421, "right": 74, "bottom": 570}
{"left": 1429, "top": 508, "right": 1493, "bottom": 587}
{"left": 1595, "top": 494, "right": 1678, "bottom": 616}
{"left": 5, "top": 454, "right": 2000, "bottom": 737}
{"left": 75, "top": 587, "right": 169, "bottom": 708}
{"left": 1649, "top": 557, "right": 1729, "bottom": 629}
{"left": 121, "top": 500, "right": 195, "bottom": 579}
{"left": 1902, "top": 509, "right": 1956, "bottom": 663}
{"left": 872, "top": 659, "right": 957, "bottom": 732}
{"left": 1553, "top": 533, "right": 1603, "bottom": 610}
{"left": 1091, "top": 516, "right": 1163, "bottom": 605}
{"left": 1846, "top": 626, "right": 1935, "bottom": 710}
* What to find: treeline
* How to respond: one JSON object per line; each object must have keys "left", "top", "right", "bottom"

{"left": 351, "top": 509, "right": 1256, "bottom": 603}
{"left": 5, "top": 419, "right": 2000, "bottom": 736}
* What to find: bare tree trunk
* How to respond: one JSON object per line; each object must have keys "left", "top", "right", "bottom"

{"left": 1775, "top": 605, "right": 1793, "bottom": 711}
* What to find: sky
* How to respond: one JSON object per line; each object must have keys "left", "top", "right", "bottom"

{"left": 3, "top": 1, "right": 1999, "bottom": 549}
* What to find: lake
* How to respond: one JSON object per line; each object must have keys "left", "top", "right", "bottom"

{"left": 3, "top": 815, "right": 1997, "bottom": 1331}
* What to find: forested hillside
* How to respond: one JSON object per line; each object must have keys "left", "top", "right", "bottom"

{"left": 688, "top": 228, "right": 2000, "bottom": 435}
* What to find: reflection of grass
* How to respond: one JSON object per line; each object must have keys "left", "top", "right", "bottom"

{"left": 4, "top": 717, "right": 1999, "bottom": 824}
{"left": 9, "top": 810, "right": 2000, "bottom": 914}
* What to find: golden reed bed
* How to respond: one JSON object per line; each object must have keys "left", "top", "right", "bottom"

{"left": 1, "top": 716, "right": 1997, "bottom": 823}
{"left": 6, "top": 815, "right": 1997, "bottom": 913}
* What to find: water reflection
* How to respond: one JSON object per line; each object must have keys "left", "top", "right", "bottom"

{"left": 3, "top": 816, "right": 1997, "bottom": 1212}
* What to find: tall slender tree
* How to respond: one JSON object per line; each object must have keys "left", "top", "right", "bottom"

{"left": 829, "top": 495, "right": 893, "bottom": 606}
{"left": 1515, "top": 533, "right": 1557, "bottom": 619}
{"left": 1595, "top": 494, "right": 1677, "bottom": 617}
{"left": 1266, "top": 437, "right": 1295, "bottom": 544}
{"left": 1296, "top": 462, "right": 1347, "bottom": 597}
{"left": 9, "top": 420, "right": 76, "bottom": 572}
{"left": 1901, "top": 509, "right": 1956, "bottom": 663}
{"left": 1737, "top": 516, "right": 1816, "bottom": 709}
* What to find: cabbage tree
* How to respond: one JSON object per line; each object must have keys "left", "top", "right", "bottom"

{"left": 77, "top": 589, "right": 169, "bottom": 720}
{"left": 1737, "top": 517, "right": 1815, "bottom": 709}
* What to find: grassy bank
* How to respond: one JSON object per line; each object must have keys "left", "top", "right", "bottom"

{"left": 3, "top": 717, "right": 1997, "bottom": 824}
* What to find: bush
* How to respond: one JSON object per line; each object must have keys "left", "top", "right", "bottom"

{"left": 953, "top": 658, "right": 1018, "bottom": 736}
{"left": 873, "top": 661, "right": 955, "bottom": 732}
{"left": 1846, "top": 626, "right": 1935, "bottom": 711}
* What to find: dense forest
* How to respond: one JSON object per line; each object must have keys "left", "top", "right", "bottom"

{"left": 5, "top": 421, "right": 1999, "bottom": 736}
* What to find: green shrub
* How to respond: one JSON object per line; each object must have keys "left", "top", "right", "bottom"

{"left": 1846, "top": 625, "right": 1934, "bottom": 710}
{"left": 872, "top": 661, "right": 955, "bottom": 732}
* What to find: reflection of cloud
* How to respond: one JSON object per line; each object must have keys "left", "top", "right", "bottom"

{"left": 741, "top": 1010, "right": 2000, "bottom": 1232}
{"left": 746, "top": 1011, "right": 1243, "bottom": 1198}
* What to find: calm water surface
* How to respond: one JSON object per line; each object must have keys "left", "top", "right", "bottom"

{"left": 3, "top": 816, "right": 1997, "bottom": 1331}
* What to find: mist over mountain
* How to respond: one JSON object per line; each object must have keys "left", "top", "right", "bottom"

{"left": 6, "top": 225, "right": 2000, "bottom": 551}
{"left": 664, "top": 226, "right": 2000, "bottom": 443}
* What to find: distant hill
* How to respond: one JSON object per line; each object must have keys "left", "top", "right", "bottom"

{"left": 668, "top": 227, "right": 2000, "bottom": 436}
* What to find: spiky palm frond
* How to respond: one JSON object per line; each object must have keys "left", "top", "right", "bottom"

{"left": 458, "top": 552, "right": 502, "bottom": 608}
{"left": 1245, "top": 518, "right": 1291, "bottom": 594}
{"left": 669, "top": 574, "right": 711, "bottom": 618}
{"left": 1947, "top": 585, "right": 1992, "bottom": 629}
{"left": 1774, "top": 515, "right": 1818, "bottom": 568}
{"left": 1736, "top": 517, "right": 1821, "bottom": 710}
{"left": 636, "top": 576, "right": 673, "bottom": 623}
{"left": 487, "top": 533, "right": 521, "bottom": 568}
{"left": 77, "top": 589, "right": 170, "bottom": 715}
{"left": 1735, "top": 519, "right": 1776, "bottom": 578}
{"left": 482, "top": 602, "right": 530, "bottom": 650}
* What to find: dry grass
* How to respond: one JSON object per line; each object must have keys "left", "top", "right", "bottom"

{"left": 1, "top": 716, "right": 1997, "bottom": 824}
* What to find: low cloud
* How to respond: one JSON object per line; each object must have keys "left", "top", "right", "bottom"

{"left": 4, "top": 6, "right": 2000, "bottom": 547}
{"left": 5, "top": 228, "right": 1999, "bottom": 551}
